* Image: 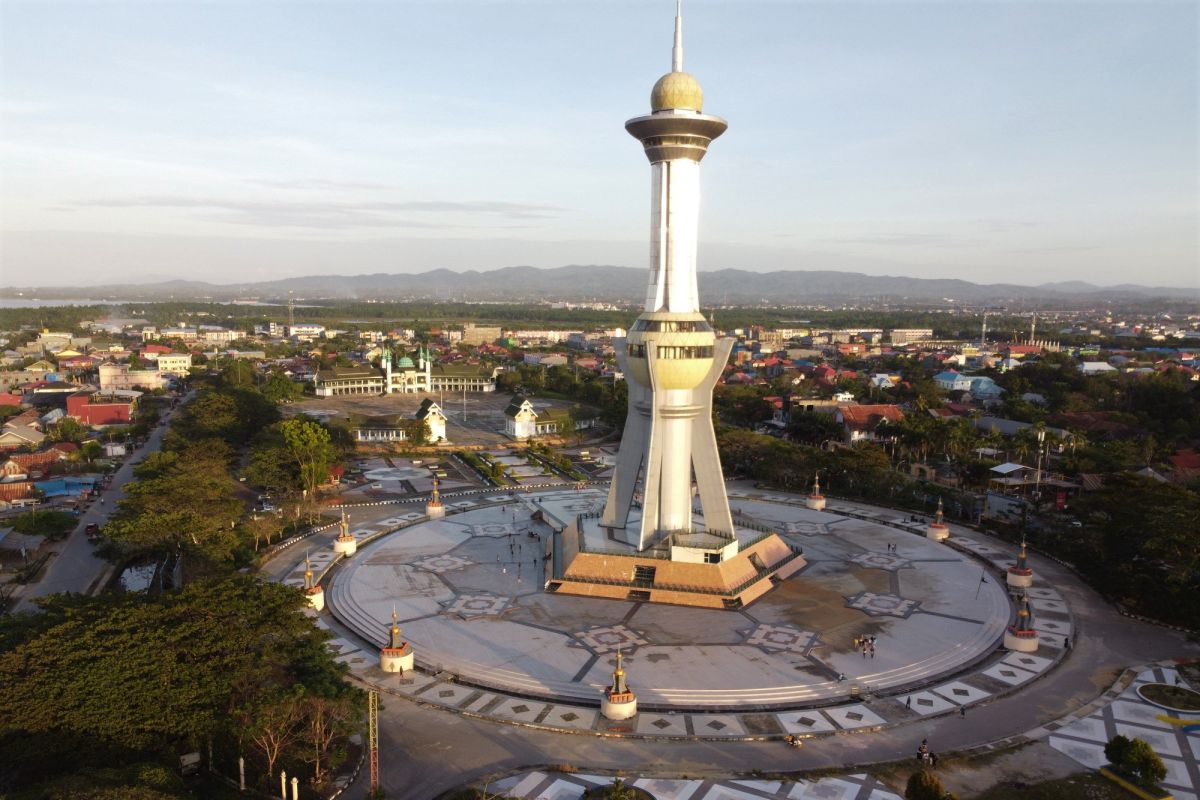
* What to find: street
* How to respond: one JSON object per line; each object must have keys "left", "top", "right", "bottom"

{"left": 14, "top": 396, "right": 184, "bottom": 611}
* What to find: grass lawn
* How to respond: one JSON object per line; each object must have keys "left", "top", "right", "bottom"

{"left": 971, "top": 772, "right": 1130, "bottom": 800}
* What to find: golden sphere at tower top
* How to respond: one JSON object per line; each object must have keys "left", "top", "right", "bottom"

{"left": 651, "top": 71, "right": 703, "bottom": 112}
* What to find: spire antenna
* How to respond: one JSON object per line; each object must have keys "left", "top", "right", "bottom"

{"left": 672, "top": 0, "right": 684, "bottom": 72}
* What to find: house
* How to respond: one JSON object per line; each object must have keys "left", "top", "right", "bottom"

{"left": 505, "top": 396, "right": 539, "bottom": 440}
{"left": 933, "top": 371, "right": 972, "bottom": 392}
{"left": 966, "top": 376, "right": 1005, "bottom": 401}
{"left": 99, "top": 363, "right": 168, "bottom": 392}
{"left": 1079, "top": 362, "right": 1117, "bottom": 375}
{"left": 66, "top": 390, "right": 138, "bottom": 426}
{"left": 0, "top": 480, "right": 35, "bottom": 508}
{"left": 834, "top": 404, "right": 905, "bottom": 443}
{"left": 2, "top": 450, "right": 67, "bottom": 480}
{"left": 504, "top": 396, "right": 595, "bottom": 440}
{"left": 0, "top": 425, "right": 45, "bottom": 451}
{"left": 4, "top": 409, "right": 43, "bottom": 431}
{"left": 415, "top": 398, "right": 448, "bottom": 443}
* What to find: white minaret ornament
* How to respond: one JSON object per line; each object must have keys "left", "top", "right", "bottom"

{"left": 602, "top": 0, "right": 735, "bottom": 549}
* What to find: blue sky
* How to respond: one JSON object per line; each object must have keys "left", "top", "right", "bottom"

{"left": 1, "top": 0, "right": 1196, "bottom": 288}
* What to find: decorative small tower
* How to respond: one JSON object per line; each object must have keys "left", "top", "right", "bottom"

{"left": 1003, "top": 591, "right": 1040, "bottom": 652}
{"left": 1006, "top": 536, "right": 1034, "bottom": 588}
{"left": 805, "top": 472, "right": 826, "bottom": 510}
{"left": 333, "top": 508, "right": 357, "bottom": 557}
{"left": 426, "top": 478, "right": 445, "bottom": 519}
{"left": 379, "top": 607, "right": 415, "bottom": 673}
{"left": 600, "top": 648, "right": 638, "bottom": 720}
{"left": 926, "top": 497, "right": 949, "bottom": 542}
{"left": 302, "top": 552, "right": 325, "bottom": 611}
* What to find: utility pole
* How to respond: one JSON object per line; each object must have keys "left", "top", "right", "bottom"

{"left": 368, "top": 689, "right": 380, "bottom": 794}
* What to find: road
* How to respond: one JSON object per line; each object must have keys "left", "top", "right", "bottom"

{"left": 345, "top": 492, "right": 1199, "bottom": 800}
{"left": 14, "top": 397, "right": 183, "bottom": 611}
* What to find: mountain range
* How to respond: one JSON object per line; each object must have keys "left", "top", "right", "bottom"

{"left": 2, "top": 266, "right": 1192, "bottom": 305}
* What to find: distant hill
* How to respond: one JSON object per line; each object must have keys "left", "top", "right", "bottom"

{"left": 2, "top": 265, "right": 1192, "bottom": 305}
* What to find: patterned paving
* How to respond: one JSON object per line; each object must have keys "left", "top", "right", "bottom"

{"left": 492, "top": 771, "right": 901, "bottom": 800}
{"left": 287, "top": 489, "right": 1081, "bottom": 741}
{"left": 1049, "top": 666, "right": 1200, "bottom": 800}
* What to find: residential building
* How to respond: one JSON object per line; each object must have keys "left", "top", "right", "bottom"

{"left": 99, "top": 363, "right": 168, "bottom": 392}
{"left": 155, "top": 354, "right": 193, "bottom": 375}
{"left": 461, "top": 323, "right": 501, "bottom": 346}
{"left": 834, "top": 404, "right": 905, "bottom": 443}
{"left": 66, "top": 390, "right": 138, "bottom": 426}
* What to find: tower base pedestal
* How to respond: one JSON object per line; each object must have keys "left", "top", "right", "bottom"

{"left": 805, "top": 494, "right": 826, "bottom": 511}
{"left": 306, "top": 586, "right": 325, "bottom": 611}
{"left": 1003, "top": 628, "right": 1039, "bottom": 652}
{"left": 1006, "top": 569, "right": 1033, "bottom": 589}
{"left": 426, "top": 502, "right": 445, "bottom": 519}
{"left": 926, "top": 523, "right": 949, "bottom": 542}
{"left": 601, "top": 691, "right": 638, "bottom": 720}
{"left": 380, "top": 645, "right": 414, "bottom": 673}
{"left": 334, "top": 536, "right": 357, "bottom": 557}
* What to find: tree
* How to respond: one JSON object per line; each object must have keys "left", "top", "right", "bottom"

{"left": 905, "top": 770, "right": 955, "bottom": 800}
{"left": 0, "top": 576, "right": 348, "bottom": 755}
{"left": 280, "top": 418, "right": 335, "bottom": 499}
{"left": 50, "top": 417, "right": 87, "bottom": 443}
{"left": 302, "top": 692, "right": 360, "bottom": 784}
{"left": 240, "top": 690, "right": 305, "bottom": 782}
{"left": 261, "top": 371, "right": 300, "bottom": 405}
{"left": 1108, "top": 735, "right": 1167, "bottom": 785}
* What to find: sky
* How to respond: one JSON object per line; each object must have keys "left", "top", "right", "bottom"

{"left": 1, "top": 0, "right": 1196, "bottom": 289}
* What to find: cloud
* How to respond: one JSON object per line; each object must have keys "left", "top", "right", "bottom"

{"left": 245, "top": 178, "right": 395, "bottom": 190}
{"left": 71, "top": 195, "right": 567, "bottom": 230}
{"left": 818, "top": 232, "right": 970, "bottom": 248}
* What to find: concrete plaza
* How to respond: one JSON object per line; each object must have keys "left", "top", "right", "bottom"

{"left": 321, "top": 488, "right": 1045, "bottom": 715}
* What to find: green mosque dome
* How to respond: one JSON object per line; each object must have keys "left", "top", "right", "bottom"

{"left": 396, "top": 356, "right": 415, "bottom": 368}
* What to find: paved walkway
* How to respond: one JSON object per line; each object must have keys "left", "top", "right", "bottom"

{"left": 267, "top": 482, "right": 1198, "bottom": 800}
{"left": 492, "top": 771, "right": 901, "bottom": 800}
{"left": 1049, "top": 664, "right": 1199, "bottom": 800}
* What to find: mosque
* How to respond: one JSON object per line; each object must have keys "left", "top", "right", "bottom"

{"left": 314, "top": 347, "right": 499, "bottom": 397}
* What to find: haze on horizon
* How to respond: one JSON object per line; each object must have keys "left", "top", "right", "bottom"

{"left": 1, "top": 0, "right": 1196, "bottom": 290}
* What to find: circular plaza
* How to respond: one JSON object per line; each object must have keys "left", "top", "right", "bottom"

{"left": 322, "top": 487, "right": 1059, "bottom": 719}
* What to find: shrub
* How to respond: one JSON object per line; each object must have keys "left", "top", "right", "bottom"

{"left": 1107, "top": 734, "right": 1167, "bottom": 786}
{"left": 905, "top": 770, "right": 955, "bottom": 800}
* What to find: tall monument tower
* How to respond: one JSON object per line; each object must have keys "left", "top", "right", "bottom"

{"left": 603, "top": 0, "right": 735, "bottom": 549}
{"left": 552, "top": 2, "right": 803, "bottom": 609}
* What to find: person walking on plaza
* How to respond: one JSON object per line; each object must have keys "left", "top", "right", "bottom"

{"left": 959, "top": 705, "right": 967, "bottom": 718}
{"left": 906, "top": 695, "right": 912, "bottom": 709}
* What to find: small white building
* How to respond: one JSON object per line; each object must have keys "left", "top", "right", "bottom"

{"left": 416, "top": 398, "right": 448, "bottom": 443}
{"left": 1079, "top": 361, "right": 1117, "bottom": 375}
{"left": 505, "top": 396, "right": 538, "bottom": 440}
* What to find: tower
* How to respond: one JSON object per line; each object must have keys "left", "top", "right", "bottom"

{"left": 333, "top": 508, "right": 357, "bottom": 557}
{"left": 602, "top": 0, "right": 735, "bottom": 549}
{"left": 1003, "top": 591, "right": 1040, "bottom": 652}
{"left": 379, "top": 606, "right": 415, "bottom": 672}
{"left": 426, "top": 478, "right": 445, "bottom": 519}
{"left": 549, "top": 2, "right": 805, "bottom": 609}
{"left": 302, "top": 552, "right": 325, "bottom": 611}
{"left": 806, "top": 472, "right": 826, "bottom": 510}
{"left": 1006, "top": 536, "right": 1034, "bottom": 588}
{"left": 600, "top": 648, "right": 638, "bottom": 720}
{"left": 926, "top": 497, "right": 949, "bottom": 541}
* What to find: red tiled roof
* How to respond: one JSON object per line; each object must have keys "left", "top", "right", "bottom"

{"left": 838, "top": 404, "right": 905, "bottom": 430}
{"left": 0, "top": 481, "right": 34, "bottom": 501}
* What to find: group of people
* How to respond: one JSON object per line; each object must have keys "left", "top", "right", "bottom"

{"left": 916, "top": 739, "right": 939, "bottom": 767}
{"left": 853, "top": 634, "right": 878, "bottom": 659}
